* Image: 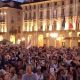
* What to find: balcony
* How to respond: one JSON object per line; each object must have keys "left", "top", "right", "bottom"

{"left": 9, "top": 29, "right": 17, "bottom": 34}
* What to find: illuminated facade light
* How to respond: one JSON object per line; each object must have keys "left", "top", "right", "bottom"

{"left": 57, "top": 37, "right": 61, "bottom": 41}
{"left": 17, "top": 39, "right": 21, "bottom": 44}
{"left": 4, "top": 12, "right": 6, "bottom": 15}
{"left": 50, "top": 32, "right": 58, "bottom": 38}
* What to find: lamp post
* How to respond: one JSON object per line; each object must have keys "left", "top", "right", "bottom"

{"left": 50, "top": 32, "right": 58, "bottom": 47}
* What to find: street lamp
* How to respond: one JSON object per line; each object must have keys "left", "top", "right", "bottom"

{"left": 21, "top": 37, "right": 25, "bottom": 41}
{"left": 17, "top": 39, "right": 21, "bottom": 44}
{"left": 50, "top": 32, "right": 58, "bottom": 47}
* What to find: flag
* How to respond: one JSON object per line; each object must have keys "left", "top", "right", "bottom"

{"left": 69, "top": 17, "right": 73, "bottom": 30}
{"left": 62, "top": 16, "right": 65, "bottom": 29}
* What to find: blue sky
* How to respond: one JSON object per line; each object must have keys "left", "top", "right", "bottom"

{"left": 19, "top": 0, "right": 24, "bottom": 2}
{"left": 14, "top": 0, "right": 25, "bottom": 2}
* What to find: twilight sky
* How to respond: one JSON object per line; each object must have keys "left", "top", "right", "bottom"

{"left": 14, "top": 0, "right": 25, "bottom": 2}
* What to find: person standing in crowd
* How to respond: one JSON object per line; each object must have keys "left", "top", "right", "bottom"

{"left": 22, "top": 64, "right": 37, "bottom": 80}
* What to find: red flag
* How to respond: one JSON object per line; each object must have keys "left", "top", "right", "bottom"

{"left": 69, "top": 17, "right": 73, "bottom": 29}
{"left": 69, "top": 23, "right": 73, "bottom": 29}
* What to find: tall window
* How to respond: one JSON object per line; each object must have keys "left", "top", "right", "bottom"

{"left": 61, "top": 8, "right": 65, "bottom": 17}
{"left": 18, "top": 26, "right": 20, "bottom": 33}
{"left": 24, "top": 13, "right": 27, "bottom": 20}
{"left": 40, "top": 4, "right": 43, "bottom": 9}
{"left": 69, "top": 7, "right": 73, "bottom": 17}
{"left": 54, "top": 9, "right": 57, "bottom": 18}
{"left": 70, "top": 0, "right": 73, "bottom": 4}
{"left": 47, "top": 3, "right": 50, "bottom": 8}
{"left": 33, "top": 5, "right": 36, "bottom": 9}
{"left": 62, "top": 1, "right": 64, "bottom": 5}
{"left": 29, "top": 12, "right": 31, "bottom": 20}
{"left": 29, "top": 6, "right": 31, "bottom": 10}
{"left": 54, "top": 2, "right": 57, "bottom": 7}
{"left": 25, "top": 6, "right": 27, "bottom": 10}
{"left": 24, "top": 23, "right": 27, "bottom": 31}
{"left": 28, "top": 35, "right": 32, "bottom": 43}
{"left": 78, "top": 5, "right": 80, "bottom": 16}
{"left": 39, "top": 11, "right": 43, "bottom": 19}
{"left": 47, "top": 10, "right": 50, "bottom": 19}
{"left": 33, "top": 12, "right": 36, "bottom": 19}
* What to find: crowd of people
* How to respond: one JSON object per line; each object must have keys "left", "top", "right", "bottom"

{"left": 0, "top": 44, "right": 80, "bottom": 80}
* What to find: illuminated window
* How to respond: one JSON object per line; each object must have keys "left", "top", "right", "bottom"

{"left": 46, "top": 33, "right": 49, "bottom": 37}
{"left": 56, "top": 19, "right": 61, "bottom": 30}
{"left": 38, "top": 35, "right": 43, "bottom": 47}
{"left": 69, "top": 32, "right": 72, "bottom": 37}
{"left": 0, "top": 35, "right": 3, "bottom": 41}
{"left": 21, "top": 37, "right": 25, "bottom": 41}
{"left": 1, "top": 26, "right": 3, "bottom": 32}
{"left": 30, "top": 26, "right": 32, "bottom": 31}
{"left": 10, "top": 35, "right": 15, "bottom": 44}
{"left": 49, "top": 25, "right": 52, "bottom": 31}
{"left": 27, "top": 26, "right": 29, "bottom": 31}
{"left": 28, "top": 35, "right": 32, "bottom": 42}
{"left": 43, "top": 25, "right": 46, "bottom": 31}
{"left": 34, "top": 25, "right": 38, "bottom": 31}
{"left": 2, "top": 24, "right": 7, "bottom": 32}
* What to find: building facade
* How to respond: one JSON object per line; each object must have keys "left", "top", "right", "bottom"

{"left": 0, "top": 0, "right": 80, "bottom": 47}
{"left": 0, "top": 1, "right": 23, "bottom": 44}
{"left": 21, "top": 0, "right": 80, "bottom": 47}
